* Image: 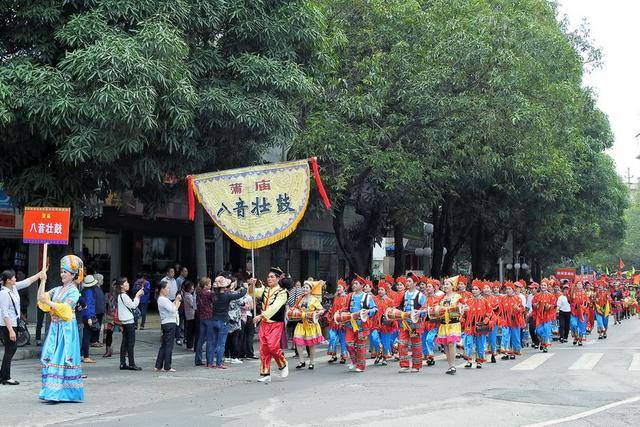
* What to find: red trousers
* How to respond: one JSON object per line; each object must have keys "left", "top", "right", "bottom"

{"left": 398, "top": 328, "right": 423, "bottom": 369}
{"left": 345, "top": 327, "right": 369, "bottom": 371}
{"left": 259, "top": 321, "right": 287, "bottom": 376}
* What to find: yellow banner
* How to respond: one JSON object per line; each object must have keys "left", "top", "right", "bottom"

{"left": 191, "top": 160, "right": 310, "bottom": 249}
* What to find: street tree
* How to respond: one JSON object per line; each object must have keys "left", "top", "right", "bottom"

{"left": 0, "top": 0, "right": 323, "bottom": 215}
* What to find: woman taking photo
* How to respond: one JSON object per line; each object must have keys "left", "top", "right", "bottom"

{"left": 116, "top": 277, "right": 144, "bottom": 371}
{"left": 292, "top": 281, "right": 325, "bottom": 370}
{"left": 37, "top": 255, "right": 84, "bottom": 401}
{"left": 0, "top": 269, "right": 45, "bottom": 385}
{"left": 155, "top": 280, "right": 182, "bottom": 372}
{"left": 211, "top": 276, "right": 247, "bottom": 369}
{"left": 195, "top": 277, "right": 213, "bottom": 366}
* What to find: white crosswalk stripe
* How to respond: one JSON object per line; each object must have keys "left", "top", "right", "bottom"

{"left": 629, "top": 353, "right": 640, "bottom": 371}
{"left": 511, "top": 353, "right": 555, "bottom": 370}
{"left": 568, "top": 353, "right": 603, "bottom": 370}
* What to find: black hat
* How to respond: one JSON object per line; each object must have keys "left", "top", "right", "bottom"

{"left": 269, "top": 266, "right": 284, "bottom": 276}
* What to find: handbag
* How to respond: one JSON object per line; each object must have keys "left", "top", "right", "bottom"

{"left": 89, "top": 315, "right": 101, "bottom": 331}
{"left": 119, "top": 294, "right": 142, "bottom": 322}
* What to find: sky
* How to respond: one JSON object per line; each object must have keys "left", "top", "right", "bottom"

{"left": 557, "top": 0, "right": 640, "bottom": 182}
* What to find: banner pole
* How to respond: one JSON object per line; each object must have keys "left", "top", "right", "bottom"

{"left": 251, "top": 248, "right": 256, "bottom": 317}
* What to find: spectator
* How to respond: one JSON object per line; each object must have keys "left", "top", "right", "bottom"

{"left": 90, "top": 273, "right": 106, "bottom": 347}
{"left": 155, "top": 280, "right": 182, "bottom": 372}
{"left": 80, "top": 275, "right": 98, "bottom": 364}
{"left": 116, "top": 277, "right": 144, "bottom": 371}
{"left": 195, "top": 277, "right": 214, "bottom": 366}
{"left": 239, "top": 287, "right": 257, "bottom": 359}
{"left": 176, "top": 267, "right": 189, "bottom": 292}
{"left": 132, "top": 273, "right": 151, "bottom": 330}
{"left": 0, "top": 269, "right": 44, "bottom": 385}
{"left": 212, "top": 276, "right": 247, "bottom": 369}
{"left": 557, "top": 285, "right": 571, "bottom": 343}
{"left": 102, "top": 279, "right": 119, "bottom": 358}
{"left": 183, "top": 281, "right": 196, "bottom": 350}
{"left": 224, "top": 279, "right": 244, "bottom": 364}
{"left": 175, "top": 267, "right": 189, "bottom": 343}
{"left": 161, "top": 267, "right": 181, "bottom": 345}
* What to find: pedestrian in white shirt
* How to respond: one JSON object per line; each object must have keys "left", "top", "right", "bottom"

{"left": 556, "top": 285, "right": 572, "bottom": 343}
{"left": 0, "top": 269, "right": 45, "bottom": 385}
{"left": 155, "top": 281, "right": 182, "bottom": 372}
{"left": 116, "top": 277, "right": 144, "bottom": 371}
{"left": 160, "top": 267, "right": 182, "bottom": 345}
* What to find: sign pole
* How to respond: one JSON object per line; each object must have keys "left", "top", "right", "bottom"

{"left": 40, "top": 243, "right": 48, "bottom": 285}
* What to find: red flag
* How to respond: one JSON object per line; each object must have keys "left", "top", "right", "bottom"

{"left": 619, "top": 258, "right": 625, "bottom": 270}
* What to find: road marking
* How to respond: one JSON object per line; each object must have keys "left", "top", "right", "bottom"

{"left": 568, "top": 353, "right": 603, "bottom": 370}
{"left": 629, "top": 353, "right": 640, "bottom": 371}
{"left": 523, "top": 395, "right": 640, "bottom": 427}
{"left": 511, "top": 353, "right": 555, "bottom": 370}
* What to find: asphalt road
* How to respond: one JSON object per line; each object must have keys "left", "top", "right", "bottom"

{"left": 2, "top": 318, "right": 640, "bottom": 427}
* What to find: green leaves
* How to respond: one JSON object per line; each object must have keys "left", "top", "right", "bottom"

{"left": 0, "top": 0, "right": 322, "bottom": 211}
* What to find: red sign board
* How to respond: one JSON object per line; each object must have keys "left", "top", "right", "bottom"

{"left": 22, "top": 207, "right": 71, "bottom": 245}
{"left": 554, "top": 268, "right": 576, "bottom": 282}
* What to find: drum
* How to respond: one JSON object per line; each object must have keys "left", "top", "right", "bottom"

{"left": 302, "top": 310, "right": 321, "bottom": 323}
{"left": 334, "top": 311, "right": 352, "bottom": 325}
{"left": 350, "top": 309, "right": 369, "bottom": 322}
{"left": 287, "top": 308, "right": 302, "bottom": 322}
{"left": 384, "top": 307, "right": 406, "bottom": 322}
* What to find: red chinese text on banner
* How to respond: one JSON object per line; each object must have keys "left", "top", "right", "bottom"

{"left": 22, "top": 207, "right": 71, "bottom": 245}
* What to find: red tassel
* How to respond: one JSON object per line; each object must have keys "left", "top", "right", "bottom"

{"left": 309, "top": 157, "right": 331, "bottom": 210}
{"left": 187, "top": 175, "right": 195, "bottom": 221}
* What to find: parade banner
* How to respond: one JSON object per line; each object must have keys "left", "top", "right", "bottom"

{"left": 22, "top": 207, "right": 71, "bottom": 245}
{"left": 187, "top": 159, "right": 329, "bottom": 249}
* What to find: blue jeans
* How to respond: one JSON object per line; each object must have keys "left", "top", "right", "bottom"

{"left": 328, "top": 329, "right": 347, "bottom": 356}
{"left": 136, "top": 302, "right": 149, "bottom": 328}
{"left": 195, "top": 319, "right": 211, "bottom": 365}
{"left": 211, "top": 320, "right": 229, "bottom": 366}
{"left": 464, "top": 334, "right": 487, "bottom": 362}
{"left": 421, "top": 328, "right": 438, "bottom": 357}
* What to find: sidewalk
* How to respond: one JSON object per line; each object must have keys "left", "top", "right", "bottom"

{"left": 1, "top": 313, "right": 164, "bottom": 361}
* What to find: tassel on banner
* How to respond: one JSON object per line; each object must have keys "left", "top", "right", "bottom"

{"left": 309, "top": 157, "right": 332, "bottom": 210}
{"left": 187, "top": 175, "right": 195, "bottom": 221}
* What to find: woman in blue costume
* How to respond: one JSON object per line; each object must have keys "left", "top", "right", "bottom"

{"left": 37, "top": 255, "right": 85, "bottom": 402}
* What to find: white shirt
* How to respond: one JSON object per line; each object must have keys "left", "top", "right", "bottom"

{"left": 526, "top": 294, "right": 534, "bottom": 314}
{"left": 0, "top": 280, "right": 30, "bottom": 327}
{"left": 164, "top": 276, "right": 178, "bottom": 300}
{"left": 117, "top": 293, "right": 140, "bottom": 324}
{"left": 557, "top": 295, "right": 571, "bottom": 312}
{"left": 157, "top": 295, "right": 178, "bottom": 325}
{"left": 518, "top": 293, "right": 527, "bottom": 308}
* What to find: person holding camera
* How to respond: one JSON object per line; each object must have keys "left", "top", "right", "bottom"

{"left": 0, "top": 269, "right": 45, "bottom": 385}
{"left": 116, "top": 277, "right": 144, "bottom": 371}
{"left": 155, "top": 280, "right": 182, "bottom": 372}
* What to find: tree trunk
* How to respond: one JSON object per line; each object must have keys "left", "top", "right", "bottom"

{"left": 393, "top": 221, "right": 405, "bottom": 276}
{"left": 332, "top": 203, "right": 375, "bottom": 277}
{"left": 470, "top": 221, "right": 484, "bottom": 279}
{"left": 430, "top": 202, "right": 447, "bottom": 278}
